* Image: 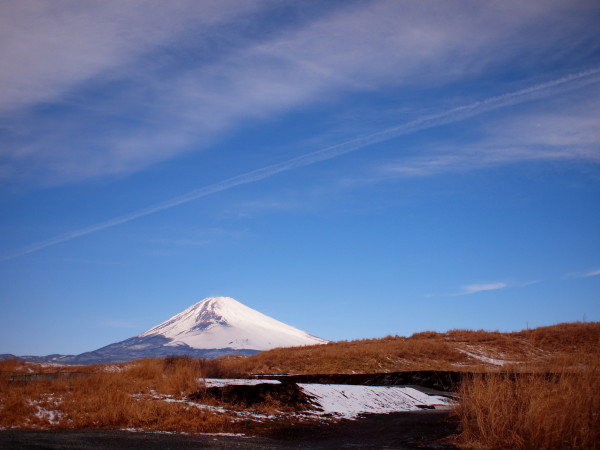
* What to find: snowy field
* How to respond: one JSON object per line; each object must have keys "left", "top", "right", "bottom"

{"left": 206, "top": 379, "right": 452, "bottom": 419}
{"left": 299, "top": 383, "right": 451, "bottom": 419}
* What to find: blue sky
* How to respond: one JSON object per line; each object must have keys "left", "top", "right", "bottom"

{"left": 1, "top": 0, "right": 599, "bottom": 355}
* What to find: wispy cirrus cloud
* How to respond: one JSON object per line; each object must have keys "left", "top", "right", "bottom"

{"left": 1, "top": 69, "right": 597, "bottom": 262}
{"left": 454, "top": 282, "right": 509, "bottom": 296}
{"left": 565, "top": 268, "right": 600, "bottom": 279}
{"left": 446, "top": 280, "right": 540, "bottom": 297}
{"left": 2, "top": 0, "right": 598, "bottom": 186}
{"left": 0, "top": 0, "right": 268, "bottom": 114}
{"left": 378, "top": 88, "right": 600, "bottom": 178}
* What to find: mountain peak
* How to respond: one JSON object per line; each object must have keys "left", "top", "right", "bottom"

{"left": 14, "top": 296, "right": 327, "bottom": 364}
{"left": 139, "top": 296, "right": 328, "bottom": 351}
{"left": 201, "top": 296, "right": 236, "bottom": 304}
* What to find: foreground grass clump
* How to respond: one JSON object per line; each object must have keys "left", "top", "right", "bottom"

{"left": 452, "top": 358, "right": 600, "bottom": 449}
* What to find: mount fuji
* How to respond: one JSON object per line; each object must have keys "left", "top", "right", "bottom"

{"left": 11, "top": 297, "right": 328, "bottom": 365}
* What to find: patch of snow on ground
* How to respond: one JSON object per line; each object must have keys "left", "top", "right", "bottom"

{"left": 203, "top": 378, "right": 281, "bottom": 387}
{"left": 27, "top": 395, "right": 63, "bottom": 425}
{"left": 131, "top": 392, "right": 277, "bottom": 420}
{"left": 298, "top": 384, "right": 451, "bottom": 419}
{"left": 202, "top": 433, "right": 249, "bottom": 437}
{"left": 33, "top": 407, "right": 62, "bottom": 424}
{"left": 123, "top": 428, "right": 188, "bottom": 434}
{"left": 457, "top": 348, "right": 508, "bottom": 366}
{"left": 132, "top": 380, "right": 454, "bottom": 423}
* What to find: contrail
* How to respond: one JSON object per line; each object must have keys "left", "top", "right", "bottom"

{"left": 3, "top": 68, "right": 599, "bottom": 261}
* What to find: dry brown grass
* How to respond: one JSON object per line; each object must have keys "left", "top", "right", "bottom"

{"left": 452, "top": 355, "right": 599, "bottom": 449}
{"left": 214, "top": 335, "right": 471, "bottom": 375}
{"left": 213, "top": 321, "right": 600, "bottom": 375}
{"left": 207, "top": 321, "right": 599, "bottom": 448}
{"left": 0, "top": 356, "right": 313, "bottom": 432}
{"left": 2, "top": 321, "right": 598, "bottom": 439}
{"left": 0, "top": 357, "right": 235, "bottom": 432}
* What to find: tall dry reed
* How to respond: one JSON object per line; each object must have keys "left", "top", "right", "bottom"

{"left": 452, "top": 359, "right": 599, "bottom": 449}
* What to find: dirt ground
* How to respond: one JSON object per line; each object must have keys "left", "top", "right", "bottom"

{"left": 0, "top": 410, "right": 458, "bottom": 449}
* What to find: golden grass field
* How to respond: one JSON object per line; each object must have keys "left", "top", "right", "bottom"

{"left": 1, "top": 321, "right": 599, "bottom": 448}
{"left": 0, "top": 357, "right": 236, "bottom": 433}
{"left": 211, "top": 321, "right": 600, "bottom": 374}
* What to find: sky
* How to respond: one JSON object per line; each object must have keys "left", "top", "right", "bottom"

{"left": 1, "top": 0, "right": 599, "bottom": 356}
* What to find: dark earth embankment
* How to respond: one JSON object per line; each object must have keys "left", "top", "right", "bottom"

{"left": 190, "top": 382, "right": 315, "bottom": 409}
{"left": 254, "top": 370, "right": 464, "bottom": 393}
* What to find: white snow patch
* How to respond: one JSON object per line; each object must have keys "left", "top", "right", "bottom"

{"left": 33, "top": 407, "right": 62, "bottom": 424}
{"left": 457, "top": 348, "right": 510, "bottom": 366}
{"left": 202, "top": 432, "right": 249, "bottom": 437}
{"left": 27, "top": 395, "right": 64, "bottom": 425}
{"left": 130, "top": 392, "right": 274, "bottom": 420}
{"left": 203, "top": 378, "right": 281, "bottom": 387}
{"left": 123, "top": 428, "right": 188, "bottom": 435}
{"left": 299, "top": 384, "right": 451, "bottom": 419}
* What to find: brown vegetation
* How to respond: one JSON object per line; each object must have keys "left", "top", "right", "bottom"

{"left": 1, "top": 321, "right": 599, "bottom": 447}
{"left": 214, "top": 321, "right": 600, "bottom": 375}
{"left": 210, "top": 321, "right": 599, "bottom": 448}
{"left": 0, "top": 356, "right": 317, "bottom": 432}
{"left": 452, "top": 357, "right": 599, "bottom": 449}
{"left": 0, "top": 357, "right": 233, "bottom": 432}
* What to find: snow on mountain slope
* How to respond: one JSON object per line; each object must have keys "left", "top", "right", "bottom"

{"left": 139, "top": 296, "right": 328, "bottom": 350}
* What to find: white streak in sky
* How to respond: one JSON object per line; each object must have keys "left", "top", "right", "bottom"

{"left": 566, "top": 267, "right": 600, "bottom": 278}
{"left": 2, "top": 68, "right": 599, "bottom": 261}
{"left": 454, "top": 282, "right": 509, "bottom": 296}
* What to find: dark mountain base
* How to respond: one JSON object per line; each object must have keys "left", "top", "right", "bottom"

{"left": 10, "top": 335, "right": 259, "bottom": 365}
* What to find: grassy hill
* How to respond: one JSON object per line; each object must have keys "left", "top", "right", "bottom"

{"left": 211, "top": 321, "right": 600, "bottom": 375}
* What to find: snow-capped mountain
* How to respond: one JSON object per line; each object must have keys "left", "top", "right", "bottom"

{"left": 140, "top": 296, "right": 327, "bottom": 350}
{"left": 14, "top": 296, "right": 327, "bottom": 364}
